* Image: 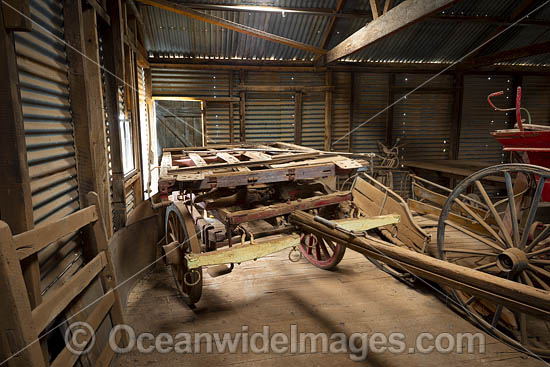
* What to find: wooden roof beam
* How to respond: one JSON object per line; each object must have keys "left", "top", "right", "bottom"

{"left": 324, "top": 0, "right": 462, "bottom": 64}
{"left": 135, "top": 0, "right": 326, "bottom": 55}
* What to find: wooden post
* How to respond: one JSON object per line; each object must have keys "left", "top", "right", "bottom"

{"left": 239, "top": 70, "right": 246, "bottom": 142}
{"left": 294, "top": 91, "right": 303, "bottom": 144}
{"left": 144, "top": 67, "right": 155, "bottom": 196}
{"left": 82, "top": 8, "right": 113, "bottom": 236}
{"left": 102, "top": 0, "right": 127, "bottom": 231}
{"left": 0, "top": 4, "right": 44, "bottom": 348}
{"left": 202, "top": 102, "right": 208, "bottom": 146}
{"left": 64, "top": 0, "right": 96, "bottom": 211}
{"left": 324, "top": 71, "right": 332, "bottom": 151}
{"left": 0, "top": 3, "right": 33, "bottom": 236}
{"left": 348, "top": 71, "right": 354, "bottom": 152}
{"left": 0, "top": 223, "right": 46, "bottom": 367}
{"left": 449, "top": 72, "right": 464, "bottom": 160}
{"left": 385, "top": 73, "right": 394, "bottom": 146}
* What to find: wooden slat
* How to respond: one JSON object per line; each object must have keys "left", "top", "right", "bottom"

{"left": 168, "top": 152, "right": 319, "bottom": 173}
{"left": 14, "top": 206, "right": 98, "bottom": 260}
{"left": 217, "top": 152, "right": 250, "bottom": 172}
{"left": 188, "top": 152, "right": 208, "bottom": 167}
{"left": 243, "top": 151, "right": 272, "bottom": 161}
{"left": 32, "top": 251, "right": 107, "bottom": 333}
{"left": 353, "top": 177, "right": 427, "bottom": 251}
{"left": 223, "top": 192, "right": 351, "bottom": 224}
{"left": 178, "top": 163, "right": 335, "bottom": 190}
{"left": 51, "top": 291, "right": 114, "bottom": 367}
{"left": 408, "top": 199, "right": 490, "bottom": 236}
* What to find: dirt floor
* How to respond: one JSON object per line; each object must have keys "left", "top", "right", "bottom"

{"left": 111, "top": 246, "right": 547, "bottom": 367}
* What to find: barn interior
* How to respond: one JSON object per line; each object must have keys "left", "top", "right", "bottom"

{"left": 1, "top": 0, "right": 550, "bottom": 366}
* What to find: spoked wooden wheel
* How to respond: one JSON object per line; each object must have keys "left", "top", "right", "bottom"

{"left": 165, "top": 203, "right": 203, "bottom": 306}
{"left": 299, "top": 207, "right": 347, "bottom": 270}
{"left": 299, "top": 232, "right": 346, "bottom": 270}
{"left": 437, "top": 164, "right": 550, "bottom": 356}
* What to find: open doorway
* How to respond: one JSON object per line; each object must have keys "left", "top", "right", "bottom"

{"left": 154, "top": 98, "right": 204, "bottom": 153}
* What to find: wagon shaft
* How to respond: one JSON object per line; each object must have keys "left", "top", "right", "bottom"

{"left": 183, "top": 215, "right": 400, "bottom": 269}
{"left": 289, "top": 210, "right": 550, "bottom": 319}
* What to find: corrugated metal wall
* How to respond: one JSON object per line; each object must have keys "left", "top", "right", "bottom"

{"left": 151, "top": 69, "right": 326, "bottom": 145}
{"left": 352, "top": 73, "right": 389, "bottom": 153}
{"left": 392, "top": 74, "right": 453, "bottom": 161}
{"left": 302, "top": 92, "right": 324, "bottom": 149}
{"left": 14, "top": 0, "right": 83, "bottom": 294}
{"left": 151, "top": 67, "right": 230, "bottom": 97}
{"left": 459, "top": 75, "right": 514, "bottom": 163}
{"left": 15, "top": 0, "right": 79, "bottom": 226}
{"left": 206, "top": 102, "right": 231, "bottom": 143}
{"left": 245, "top": 93, "right": 294, "bottom": 143}
{"left": 523, "top": 76, "right": 550, "bottom": 126}
{"left": 331, "top": 71, "right": 351, "bottom": 152}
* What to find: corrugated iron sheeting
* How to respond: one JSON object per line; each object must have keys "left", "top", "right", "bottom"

{"left": 141, "top": 0, "right": 550, "bottom": 65}
{"left": 352, "top": 72, "right": 388, "bottom": 153}
{"left": 459, "top": 75, "right": 514, "bottom": 163}
{"left": 151, "top": 67, "right": 230, "bottom": 96}
{"left": 522, "top": 76, "right": 550, "bottom": 126}
{"left": 14, "top": 0, "right": 82, "bottom": 297}
{"left": 392, "top": 74, "right": 453, "bottom": 161}
{"left": 143, "top": 3, "right": 332, "bottom": 61}
{"left": 330, "top": 71, "right": 351, "bottom": 152}
{"left": 302, "top": 92, "right": 324, "bottom": 149}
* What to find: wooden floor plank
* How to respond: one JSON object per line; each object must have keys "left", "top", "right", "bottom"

{"left": 113, "top": 248, "right": 542, "bottom": 366}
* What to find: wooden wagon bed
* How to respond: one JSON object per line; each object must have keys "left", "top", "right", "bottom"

{"left": 158, "top": 142, "right": 368, "bottom": 195}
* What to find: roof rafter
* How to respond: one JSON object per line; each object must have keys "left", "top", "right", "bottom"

{"left": 383, "top": 0, "right": 394, "bottom": 14}
{"left": 369, "top": 0, "right": 380, "bottom": 19}
{"left": 136, "top": 0, "right": 326, "bottom": 55}
{"left": 174, "top": 3, "right": 372, "bottom": 18}
{"left": 324, "top": 0, "right": 463, "bottom": 64}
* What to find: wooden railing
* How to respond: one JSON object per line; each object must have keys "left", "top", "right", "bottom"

{"left": 0, "top": 192, "right": 126, "bottom": 367}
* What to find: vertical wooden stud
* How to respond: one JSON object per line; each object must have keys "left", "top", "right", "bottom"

{"left": 102, "top": 0, "right": 126, "bottom": 231}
